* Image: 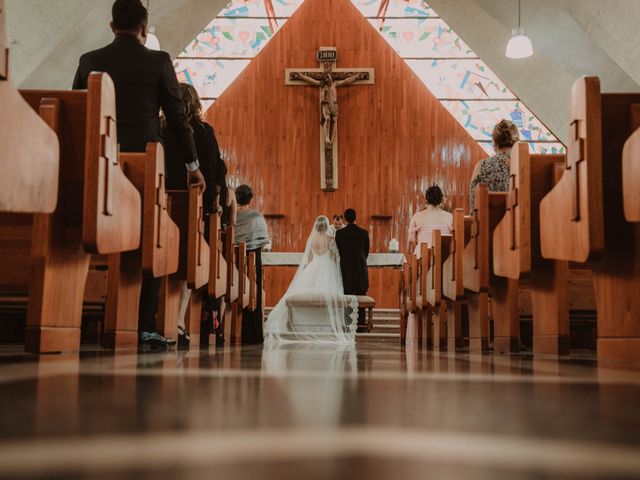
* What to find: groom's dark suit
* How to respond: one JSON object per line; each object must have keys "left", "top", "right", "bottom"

{"left": 335, "top": 222, "right": 370, "bottom": 324}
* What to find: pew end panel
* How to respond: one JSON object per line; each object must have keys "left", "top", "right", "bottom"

{"left": 248, "top": 252, "right": 257, "bottom": 311}
{"left": 622, "top": 127, "right": 640, "bottom": 222}
{"left": 82, "top": 72, "right": 141, "bottom": 255}
{"left": 208, "top": 212, "right": 228, "bottom": 299}
{"left": 592, "top": 92, "right": 640, "bottom": 363}
{"left": 493, "top": 142, "right": 532, "bottom": 279}
{"left": 104, "top": 143, "right": 180, "bottom": 349}
{"left": 11, "top": 92, "right": 92, "bottom": 353}
{"left": 427, "top": 231, "right": 449, "bottom": 308}
{"left": 120, "top": 143, "right": 180, "bottom": 278}
{"left": 540, "top": 76, "right": 605, "bottom": 263}
{"left": 1, "top": 3, "right": 59, "bottom": 214}
{"left": 442, "top": 209, "right": 465, "bottom": 300}
{"left": 187, "top": 187, "right": 210, "bottom": 289}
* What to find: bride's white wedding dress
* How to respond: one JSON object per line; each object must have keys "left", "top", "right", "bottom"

{"left": 264, "top": 216, "right": 358, "bottom": 343}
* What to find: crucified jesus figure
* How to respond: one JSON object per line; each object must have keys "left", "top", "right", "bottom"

{"left": 291, "top": 62, "right": 368, "bottom": 147}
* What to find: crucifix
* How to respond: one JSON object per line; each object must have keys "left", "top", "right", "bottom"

{"left": 286, "top": 47, "right": 374, "bottom": 191}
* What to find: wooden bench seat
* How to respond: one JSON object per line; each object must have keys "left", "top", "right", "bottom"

{"left": 540, "top": 76, "right": 640, "bottom": 363}
{"left": 158, "top": 187, "right": 210, "bottom": 344}
{"left": 103, "top": 143, "right": 180, "bottom": 348}
{"left": 493, "top": 143, "right": 571, "bottom": 354}
{"left": 285, "top": 293, "right": 359, "bottom": 333}
{"left": 623, "top": 126, "right": 640, "bottom": 222}
{"left": 461, "top": 186, "right": 517, "bottom": 353}
{"left": 442, "top": 209, "right": 470, "bottom": 351}
{"left": 0, "top": 73, "right": 141, "bottom": 353}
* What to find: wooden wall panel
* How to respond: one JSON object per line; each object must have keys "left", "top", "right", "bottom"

{"left": 207, "top": 0, "right": 486, "bottom": 307}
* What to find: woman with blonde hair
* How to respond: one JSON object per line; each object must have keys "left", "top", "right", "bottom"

{"left": 469, "top": 119, "right": 519, "bottom": 211}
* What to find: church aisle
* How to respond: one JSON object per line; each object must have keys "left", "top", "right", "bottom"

{"left": 0, "top": 344, "right": 639, "bottom": 479}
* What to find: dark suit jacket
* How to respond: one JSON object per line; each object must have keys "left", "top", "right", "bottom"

{"left": 72, "top": 35, "right": 197, "bottom": 162}
{"left": 164, "top": 118, "right": 221, "bottom": 212}
{"left": 335, "top": 223, "right": 370, "bottom": 294}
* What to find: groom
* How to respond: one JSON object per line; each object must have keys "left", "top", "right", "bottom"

{"left": 335, "top": 209, "right": 370, "bottom": 332}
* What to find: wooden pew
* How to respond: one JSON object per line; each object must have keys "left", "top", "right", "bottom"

{"left": 399, "top": 258, "right": 410, "bottom": 345}
{"left": 623, "top": 126, "right": 640, "bottom": 222}
{"left": 0, "top": 0, "right": 59, "bottom": 214}
{"left": 158, "top": 187, "right": 210, "bottom": 344}
{"left": 3, "top": 73, "right": 141, "bottom": 353}
{"left": 425, "top": 231, "right": 451, "bottom": 350}
{"left": 103, "top": 143, "right": 180, "bottom": 348}
{"left": 462, "top": 186, "right": 518, "bottom": 353}
{"left": 493, "top": 143, "right": 570, "bottom": 354}
{"left": 540, "top": 76, "right": 640, "bottom": 363}
{"left": 442, "top": 209, "right": 469, "bottom": 351}
{"left": 408, "top": 246, "right": 429, "bottom": 347}
{"left": 208, "top": 212, "right": 228, "bottom": 300}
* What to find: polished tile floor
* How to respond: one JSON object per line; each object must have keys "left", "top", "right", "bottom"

{"left": 0, "top": 342, "right": 639, "bottom": 479}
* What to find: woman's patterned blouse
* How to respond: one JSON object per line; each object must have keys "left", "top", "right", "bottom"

{"left": 469, "top": 152, "right": 511, "bottom": 211}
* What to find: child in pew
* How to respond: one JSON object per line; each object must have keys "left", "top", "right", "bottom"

{"left": 408, "top": 185, "right": 452, "bottom": 257}
{"left": 469, "top": 119, "right": 520, "bottom": 211}
{"left": 162, "top": 83, "right": 223, "bottom": 348}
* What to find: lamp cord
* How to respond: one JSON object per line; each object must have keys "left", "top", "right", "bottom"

{"left": 518, "top": 0, "right": 521, "bottom": 28}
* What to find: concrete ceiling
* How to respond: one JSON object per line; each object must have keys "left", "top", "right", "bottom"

{"left": 5, "top": 0, "right": 640, "bottom": 144}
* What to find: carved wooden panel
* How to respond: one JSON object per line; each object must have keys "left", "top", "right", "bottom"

{"left": 82, "top": 73, "right": 141, "bottom": 254}
{"left": 623, "top": 127, "right": 640, "bottom": 222}
{"left": 539, "top": 77, "right": 604, "bottom": 262}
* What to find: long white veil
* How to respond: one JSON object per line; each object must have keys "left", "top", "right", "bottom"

{"left": 264, "top": 216, "right": 358, "bottom": 343}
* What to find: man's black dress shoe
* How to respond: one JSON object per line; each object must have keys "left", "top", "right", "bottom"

{"left": 139, "top": 331, "right": 176, "bottom": 348}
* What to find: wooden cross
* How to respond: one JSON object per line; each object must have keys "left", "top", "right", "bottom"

{"left": 566, "top": 119, "right": 585, "bottom": 221}
{"left": 155, "top": 173, "right": 166, "bottom": 248}
{"left": 286, "top": 47, "right": 374, "bottom": 191}
{"left": 507, "top": 174, "right": 518, "bottom": 250}
{"left": 100, "top": 114, "right": 118, "bottom": 216}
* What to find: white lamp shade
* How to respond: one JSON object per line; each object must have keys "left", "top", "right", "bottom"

{"left": 505, "top": 28, "right": 533, "bottom": 58}
{"left": 146, "top": 32, "right": 161, "bottom": 51}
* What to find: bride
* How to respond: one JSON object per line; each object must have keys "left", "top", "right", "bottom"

{"left": 264, "top": 216, "right": 358, "bottom": 343}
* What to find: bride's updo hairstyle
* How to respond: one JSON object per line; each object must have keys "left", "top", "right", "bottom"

{"left": 492, "top": 119, "right": 519, "bottom": 149}
{"left": 315, "top": 216, "right": 329, "bottom": 233}
{"left": 425, "top": 185, "right": 444, "bottom": 207}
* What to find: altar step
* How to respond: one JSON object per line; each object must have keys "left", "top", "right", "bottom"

{"left": 262, "top": 308, "right": 401, "bottom": 345}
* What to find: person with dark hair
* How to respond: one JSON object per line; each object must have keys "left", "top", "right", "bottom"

{"left": 73, "top": 0, "right": 206, "bottom": 348}
{"left": 162, "top": 83, "right": 225, "bottom": 348}
{"left": 332, "top": 214, "right": 345, "bottom": 231}
{"left": 335, "top": 208, "right": 370, "bottom": 331}
{"left": 408, "top": 185, "right": 453, "bottom": 256}
{"left": 469, "top": 119, "right": 519, "bottom": 211}
{"left": 234, "top": 184, "right": 270, "bottom": 344}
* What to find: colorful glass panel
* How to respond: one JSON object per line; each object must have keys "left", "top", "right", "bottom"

{"left": 406, "top": 59, "right": 514, "bottom": 99}
{"left": 351, "top": 0, "right": 436, "bottom": 18}
{"left": 174, "top": 58, "right": 251, "bottom": 98}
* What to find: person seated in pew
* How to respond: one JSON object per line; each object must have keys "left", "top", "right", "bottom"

{"left": 163, "top": 83, "right": 222, "bottom": 348}
{"left": 469, "top": 119, "right": 520, "bottom": 211}
{"left": 72, "top": 0, "right": 207, "bottom": 348}
{"left": 234, "top": 184, "right": 271, "bottom": 345}
{"left": 408, "top": 185, "right": 452, "bottom": 257}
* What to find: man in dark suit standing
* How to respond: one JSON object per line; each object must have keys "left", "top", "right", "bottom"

{"left": 73, "top": 0, "right": 206, "bottom": 348}
{"left": 335, "top": 208, "right": 370, "bottom": 332}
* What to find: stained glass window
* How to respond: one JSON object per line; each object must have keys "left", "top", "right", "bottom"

{"left": 175, "top": 0, "right": 564, "bottom": 154}
{"left": 174, "top": 0, "right": 306, "bottom": 102}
